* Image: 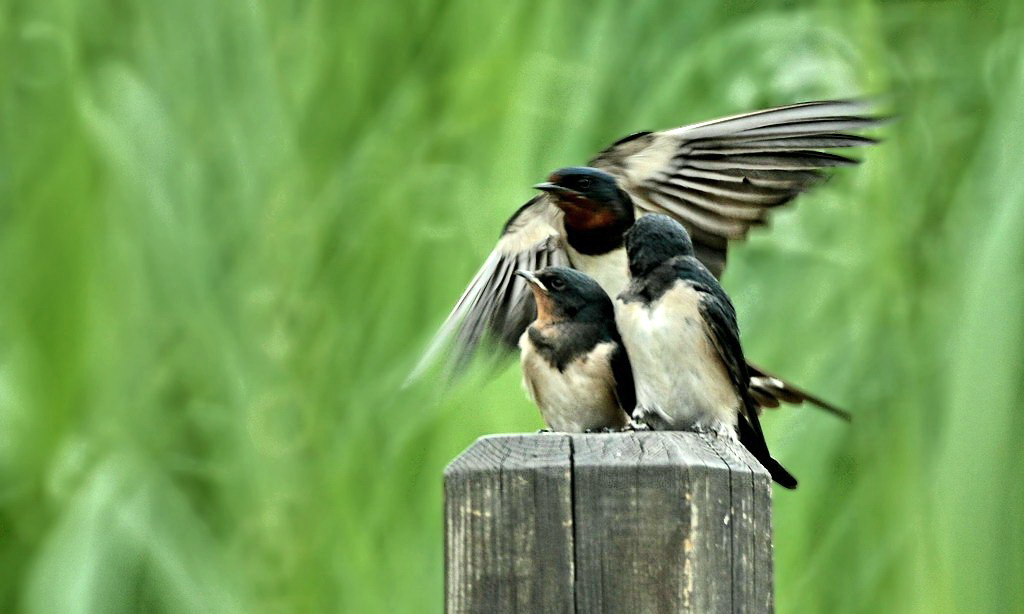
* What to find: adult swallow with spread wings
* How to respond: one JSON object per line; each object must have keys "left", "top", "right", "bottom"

{"left": 413, "top": 100, "right": 881, "bottom": 417}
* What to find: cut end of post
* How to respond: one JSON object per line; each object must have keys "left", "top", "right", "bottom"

{"left": 444, "top": 431, "right": 774, "bottom": 613}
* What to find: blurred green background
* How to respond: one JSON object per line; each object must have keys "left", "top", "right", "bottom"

{"left": 1, "top": 0, "right": 1023, "bottom": 612}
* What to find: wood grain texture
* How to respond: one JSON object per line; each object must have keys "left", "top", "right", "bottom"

{"left": 444, "top": 432, "right": 774, "bottom": 613}
{"left": 445, "top": 434, "right": 575, "bottom": 613}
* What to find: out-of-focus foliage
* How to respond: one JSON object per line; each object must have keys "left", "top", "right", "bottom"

{"left": 0, "top": 0, "right": 1022, "bottom": 612}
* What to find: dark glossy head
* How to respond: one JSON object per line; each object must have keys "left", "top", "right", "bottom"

{"left": 624, "top": 214, "right": 695, "bottom": 277}
{"left": 515, "top": 266, "right": 613, "bottom": 324}
{"left": 533, "top": 167, "right": 634, "bottom": 232}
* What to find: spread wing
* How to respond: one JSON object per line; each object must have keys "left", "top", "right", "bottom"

{"left": 591, "top": 99, "right": 884, "bottom": 276}
{"left": 407, "top": 197, "right": 570, "bottom": 382}
{"left": 683, "top": 257, "right": 798, "bottom": 488}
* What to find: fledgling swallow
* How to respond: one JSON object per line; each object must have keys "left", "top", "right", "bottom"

{"left": 615, "top": 214, "right": 797, "bottom": 488}
{"left": 515, "top": 267, "right": 634, "bottom": 433}
{"left": 412, "top": 99, "right": 882, "bottom": 408}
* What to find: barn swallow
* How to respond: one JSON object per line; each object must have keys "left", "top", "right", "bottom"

{"left": 516, "top": 267, "right": 634, "bottom": 433}
{"left": 615, "top": 214, "right": 797, "bottom": 488}
{"left": 412, "top": 99, "right": 882, "bottom": 404}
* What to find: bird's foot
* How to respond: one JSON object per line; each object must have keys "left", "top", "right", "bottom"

{"left": 624, "top": 420, "right": 651, "bottom": 432}
{"left": 584, "top": 426, "right": 620, "bottom": 434}
{"left": 537, "top": 428, "right": 553, "bottom": 434}
{"left": 690, "top": 422, "right": 734, "bottom": 440}
{"left": 711, "top": 422, "right": 736, "bottom": 440}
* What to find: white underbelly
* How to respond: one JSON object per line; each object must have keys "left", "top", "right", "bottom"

{"left": 518, "top": 336, "right": 627, "bottom": 432}
{"left": 614, "top": 285, "right": 738, "bottom": 429}
{"left": 567, "top": 246, "right": 630, "bottom": 299}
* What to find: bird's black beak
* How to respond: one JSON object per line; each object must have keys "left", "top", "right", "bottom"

{"left": 532, "top": 182, "right": 576, "bottom": 197}
{"left": 515, "top": 270, "right": 547, "bottom": 293}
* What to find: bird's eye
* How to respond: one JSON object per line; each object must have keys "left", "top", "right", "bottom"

{"left": 550, "top": 278, "right": 567, "bottom": 291}
{"left": 576, "top": 177, "right": 592, "bottom": 190}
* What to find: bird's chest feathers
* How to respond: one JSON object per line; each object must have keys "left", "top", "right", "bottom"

{"left": 520, "top": 325, "right": 612, "bottom": 378}
{"left": 616, "top": 284, "right": 708, "bottom": 368}
{"left": 518, "top": 329, "right": 618, "bottom": 423}
{"left": 567, "top": 246, "right": 629, "bottom": 298}
{"left": 615, "top": 283, "right": 737, "bottom": 426}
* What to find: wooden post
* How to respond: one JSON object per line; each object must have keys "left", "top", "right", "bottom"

{"left": 444, "top": 432, "right": 773, "bottom": 613}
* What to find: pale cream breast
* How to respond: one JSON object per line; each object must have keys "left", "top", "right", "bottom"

{"left": 615, "top": 283, "right": 739, "bottom": 429}
{"left": 567, "top": 246, "right": 630, "bottom": 299}
{"left": 518, "top": 332, "right": 628, "bottom": 433}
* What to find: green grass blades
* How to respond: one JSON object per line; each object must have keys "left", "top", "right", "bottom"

{"left": 1, "top": 0, "right": 1023, "bottom": 612}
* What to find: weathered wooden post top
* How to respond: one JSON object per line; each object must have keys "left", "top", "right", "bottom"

{"left": 445, "top": 431, "right": 773, "bottom": 613}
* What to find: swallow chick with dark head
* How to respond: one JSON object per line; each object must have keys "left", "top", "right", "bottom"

{"left": 615, "top": 214, "right": 797, "bottom": 488}
{"left": 412, "top": 99, "right": 879, "bottom": 423}
{"left": 516, "top": 267, "right": 635, "bottom": 433}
